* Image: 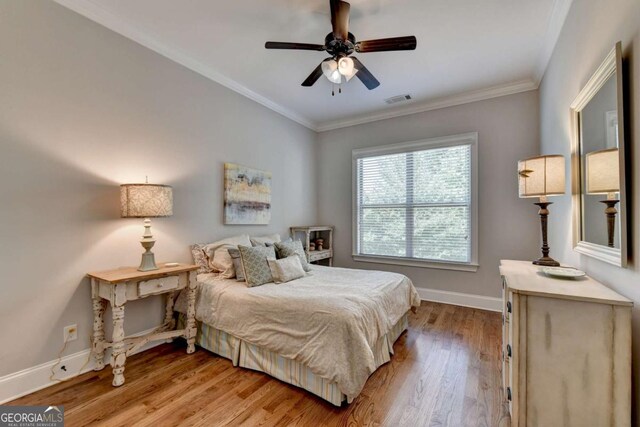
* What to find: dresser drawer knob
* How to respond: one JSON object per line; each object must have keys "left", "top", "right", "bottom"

{"left": 507, "top": 344, "right": 512, "bottom": 358}
{"left": 157, "top": 283, "right": 163, "bottom": 288}
{"left": 507, "top": 387, "right": 512, "bottom": 401}
{"left": 507, "top": 301, "right": 512, "bottom": 313}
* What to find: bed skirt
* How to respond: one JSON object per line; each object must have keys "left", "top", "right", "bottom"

{"left": 176, "top": 313, "right": 409, "bottom": 406}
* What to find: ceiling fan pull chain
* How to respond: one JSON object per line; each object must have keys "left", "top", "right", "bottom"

{"left": 332, "top": 83, "right": 335, "bottom": 96}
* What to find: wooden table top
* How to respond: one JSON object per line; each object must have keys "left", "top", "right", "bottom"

{"left": 87, "top": 263, "right": 198, "bottom": 284}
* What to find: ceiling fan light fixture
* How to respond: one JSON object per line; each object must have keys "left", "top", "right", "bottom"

{"left": 322, "top": 59, "right": 342, "bottom": 83}
{"left": 329, "top": 70, "right": 342, "bottom": 84}
{"left": 265, "top": 1, "right": 416, "bottom": 91}
{"left": 345, "top": 67, "right": 358, "bottom": 81}
{"left": 321, "top": 59, "right": 337, "bottom": 75}
{"left": 338, "top": 56, "right": 355, "bottom": 76}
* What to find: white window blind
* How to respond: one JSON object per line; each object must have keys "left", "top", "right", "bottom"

{"left": 353, "top": 134, "right": 477, "bottom": 268}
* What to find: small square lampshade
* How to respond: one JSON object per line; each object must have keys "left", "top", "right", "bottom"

{"left": 586, "top": 148, "right": 619, "bottom": 194}
{"left": 518, "top": 155, "right": 565, "bottom": 198}
{"left": 120, "top": 184, "right": 173, "bottom": 218}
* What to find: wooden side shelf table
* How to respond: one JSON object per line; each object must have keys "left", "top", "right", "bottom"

{"left": 290, "top": 226, "right": 334, "bottom": 266}
{"left": 87, "top": 263, "right": 198, "bottom": 386}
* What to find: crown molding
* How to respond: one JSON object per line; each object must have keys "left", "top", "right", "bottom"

{"left": 53, "top": 0, "right": 318, "bottom": 131}
{"left": 534, "top": 0, "right": 574, "bottom": 83}
{"left": 315, "top": 79, "right": 538, "bottom": 132}
{"left": 53, "top": 0, "right": 567, "bottom": 134}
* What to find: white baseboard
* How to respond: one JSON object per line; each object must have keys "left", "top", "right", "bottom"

{"left": 417, "top": 288, "right": 502, "bottom": 312}
{"left": 0, "top": 327, "right": 167, "bottom": 404}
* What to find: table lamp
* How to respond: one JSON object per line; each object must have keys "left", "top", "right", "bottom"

{"left": 120, "top": 182, "right": 173, "bottom": 271}
{"left": 586, "top": 148, "right": 620, "bottom": 247}
{"left": 518, "top": 155, "right": 565, "bottom": 266}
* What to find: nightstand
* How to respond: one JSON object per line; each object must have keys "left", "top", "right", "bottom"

{"left": 290, "top": 226, "right": 334, "bottom": 266}
{"left": 87, "top": 263, "right": 198, "bottom": 386}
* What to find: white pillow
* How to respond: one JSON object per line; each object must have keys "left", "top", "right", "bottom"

{"left": 203, "top": 234, "right": 252, "bottom": 278}
{"left": 267, "top": 255, "right": 306, "bottom": 284}
{"left": 250, "top": 233, "right": 282, "bottom": 247}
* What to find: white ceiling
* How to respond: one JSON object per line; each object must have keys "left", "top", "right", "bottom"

{"left": 54, "top": 0, "right": 573, "bottom": 131}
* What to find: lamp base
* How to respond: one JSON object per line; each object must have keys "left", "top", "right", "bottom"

{"left": 137, "top": 218, "right": 159, "bottom": 271}
{"left": 599, "top": 199, "right": 619, "bottom": 248}
{"left": 138, "top": 252, "right": 158, "bottom": 272}
{"left": 532, "top": 257, "right": 560, "bottom": 267}
{"left": 532, "top": 201, "right": 560, "bottom": 267}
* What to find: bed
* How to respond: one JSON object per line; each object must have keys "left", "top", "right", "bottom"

{"left": 175, "top": 264, "right": 420, "bottom": 406}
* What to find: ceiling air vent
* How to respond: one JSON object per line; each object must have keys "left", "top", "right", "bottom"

{"left": 384, "top": 94, "right": 412, "bottom": 105}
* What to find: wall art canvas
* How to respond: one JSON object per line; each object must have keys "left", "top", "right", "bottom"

{"left": 224, "top": 163, "right": 271, "bottom": 225}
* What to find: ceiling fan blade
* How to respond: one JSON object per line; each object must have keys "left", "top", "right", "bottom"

{"left": 302, "top": 59, "right": 331, "bottom": 87}
{"left": 265, "top": 42, "right": 326, "bottom": 51}
{"left": 355, "top": 36, "right": 417, "bottom": 53}
{"left": 351, "top": 57, "right": 380, "bottom": 90}
{"left": 330, "top": 0, "right": 350, "bottom": 40}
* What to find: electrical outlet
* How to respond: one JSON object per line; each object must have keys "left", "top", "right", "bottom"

{"left": 63, "top": 324, "right": 78, "bottom": 342}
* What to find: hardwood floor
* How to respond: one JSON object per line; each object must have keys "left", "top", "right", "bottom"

{"left": 10, "top": 302, "right": 510, "bottom": 426}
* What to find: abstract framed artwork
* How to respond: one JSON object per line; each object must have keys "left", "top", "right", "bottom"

{"left": 224, "top": 163, "right": 271, "bottom": 225}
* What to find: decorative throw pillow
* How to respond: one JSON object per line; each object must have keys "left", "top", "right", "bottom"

{"left": 190, "top": 244, "right": 212, "bottom": 274}
{"left": 238, "top": 245, "right": 276, "bottom": 287}
{"left": 274, "top": 240, "right": 311, "bottom": 272}
{"left": 268, "top": 255, "right": 306, "bottom": 284}
{"left": 250, "top": 233, "right": 282, "bottom": 247}
{"left": 227, "top": 248, "right": 245, "bottom": 282}
{"left": 203, "top": 234, "right": 252, "bottom": 279}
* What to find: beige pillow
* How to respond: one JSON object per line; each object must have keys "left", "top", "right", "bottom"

{"left": 250, "top": 233, "right": 282, "bottom": 247}
{"left": 267, "top": 255, "right": 306, "bottom": 284}
{"left": 227, "top": 248, "right": 245, "bottom": 282}
{"left": 203, "top": 234, "right": 252, "bottom": 278}
{"left": 274, "top": 240, "right": 311, "bottom": 272}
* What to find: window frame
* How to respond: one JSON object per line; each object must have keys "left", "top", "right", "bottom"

{"left": 351, "top": 132, "right": 479, "bottom": 272}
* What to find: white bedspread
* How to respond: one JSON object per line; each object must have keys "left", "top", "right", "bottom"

{"left": 178, "top": 265, "right": 420, "bottom": 400}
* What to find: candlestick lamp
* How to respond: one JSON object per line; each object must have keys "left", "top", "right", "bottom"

{"left": 518, "top": 155, "right": 566, "bottom": 266}
{"left": 586, "top": 148, "right": 620, "bottom": 248}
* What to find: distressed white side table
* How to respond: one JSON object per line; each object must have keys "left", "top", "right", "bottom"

{"left": 87, "top": 263, "right": 198, "bottom": 386}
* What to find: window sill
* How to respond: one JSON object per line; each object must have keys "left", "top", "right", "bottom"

{"left": 352, "top": 254, "right": 479, "bottom": 272}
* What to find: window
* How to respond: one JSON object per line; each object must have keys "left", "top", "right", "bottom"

{"left": 352, "top": 133, "right": 478, "bottom": 271}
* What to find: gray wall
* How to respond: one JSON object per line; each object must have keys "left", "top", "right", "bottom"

{"left": 317, "top": 91, "right": 541, "bottom": 298}
{"left": 538, "top": 0, "right": 640, "bottom": 416}
{"left": 0, "top": 1, "right": 316, "bottom": 376}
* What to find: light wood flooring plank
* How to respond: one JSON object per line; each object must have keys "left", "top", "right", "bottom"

{"left": 10, "top": 302, "right": 510, "bottom": 427}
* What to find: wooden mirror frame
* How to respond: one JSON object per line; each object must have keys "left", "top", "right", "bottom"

{"left": 570, "top": 42, "right": 628, "bottom": 267}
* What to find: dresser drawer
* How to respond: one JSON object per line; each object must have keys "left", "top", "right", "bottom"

{"left": 139, "top": 276, "right": 179, "bottom": 296}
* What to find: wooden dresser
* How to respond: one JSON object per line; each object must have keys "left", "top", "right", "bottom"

{"left": 500, "top": 260, "right": 632, "bottom": 427}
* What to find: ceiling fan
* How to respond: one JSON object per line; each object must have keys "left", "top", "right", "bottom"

{"left": 265, "top": 0, "right": 417, "bottom": 94}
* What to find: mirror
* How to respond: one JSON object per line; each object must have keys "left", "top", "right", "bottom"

{"left": 571, "top": 42, "right": 627, "bottom": 267}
